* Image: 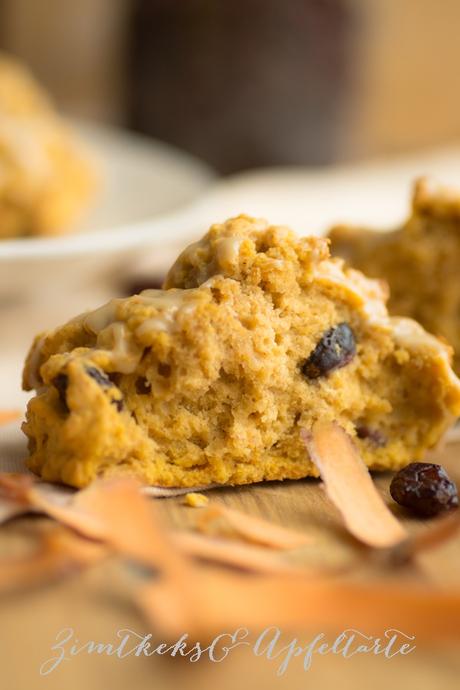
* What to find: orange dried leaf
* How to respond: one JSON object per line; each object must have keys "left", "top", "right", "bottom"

{"left": 0, "top": 474, "right": 187, "bottom": 572}
{"left": 71, "top": 479, "right": 189, "bottom": 572}
{"left": 0, "top": 475, "right": 202, "bottom": 601}
{"left": 301, "top": 421, "right": 407, "bottom": 548}
{"left": 0, "top": 472, "right": 36, "bottom": 504}
{"left": 28, "top": 484, "right": 107, "bottom": 540}
{"left": 394, "top": 512, "right": 460, "bottom": 562}
{"left": 138, "top": 567, "right": 460, "bottom": 641}
{"left": 174, "top": 531, "right": 307, "bottom": 574}
{"left": 195, "top": 502, "right": 312, "bottom": 550}
{"left": 0, "top": 473, "right": 105, "bottom": 536}
{"left": 0, "top": 527, "right": 105, "bottom": 592}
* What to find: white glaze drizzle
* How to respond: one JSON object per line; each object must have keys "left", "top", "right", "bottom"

{"left": 314, "top": 260, "right": 388, "bottom": 327}
{"left": 80, "top": 288, "right": 201, "bottom": 371}
{"left": 97, "top": 322, "right": 142, "bottom": 374}
{"left": 84, "top": 298, "right": 122, "bottom": 334}
{"left": 216, "top": 236, "right": 243, "bottom": 266}
{"left": 390, "top": 316, "right": 460, "bottom": 387}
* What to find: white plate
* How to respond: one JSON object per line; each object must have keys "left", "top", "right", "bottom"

{"left": 0, "top": 121, "right": 215, "bottom": 297}
{"left": 192, "top": 145, "right": 460, "bottom": 234}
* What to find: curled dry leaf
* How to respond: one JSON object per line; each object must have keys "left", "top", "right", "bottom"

{"left": 380, "top": 512, "right": 460, "bottom": 566}
{"left": 0, "top": 473, "right": 104, "bottom": 537}
{"left": 195, "top": 502, "right": 312, "bottom": 550}
{"left": 173, "top": 531, "right": 309, "bottom": 575}
{"left": 138, "top": 567, "right": 460, "bottom": 641}
{"left": 0, "top": 474, "right": 200, "bottom": 602}
{"left": 301, "top": 422, "right": 407, "bottom": 548}
{"left": 70, "top": 479, "right": 190, "bottom": 576}
{"left": 46, "top": 480, "right": 320, "bottom": 577}
{"left": 407, "top": 512, "right": 460, "bottom": 554}
{"left": 0, "top": 527, "right": 106, "bottom": 592}
{"left": 0, "top": 473, "right": 36, "bottom": 524}
{"left": 0, "top": 474, "right": 306, "bottom": 577}
{"left": 2, "top": 472, "right": 460, "bottom": 644}
{"left": 0, "top": 472, "right": 35, "bottom": 504}
{"left": 3, "top": 475, "right": 190, "bottom": 573}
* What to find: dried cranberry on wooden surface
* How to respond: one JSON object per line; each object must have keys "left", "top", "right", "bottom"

{"left": 390, "top": 462, "right": 459, "bottom": 517}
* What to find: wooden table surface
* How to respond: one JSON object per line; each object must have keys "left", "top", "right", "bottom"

{"left": 1, "top": 441, "right": 459, "bottom": 690}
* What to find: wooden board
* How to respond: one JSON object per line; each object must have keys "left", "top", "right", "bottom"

{"left": 1, "top": 442, "right": 459, "bottom": 690}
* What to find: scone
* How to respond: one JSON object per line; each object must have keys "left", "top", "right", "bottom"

{"left": 329, "top": 178, "right": 460, "bottom": 373}
{"left": 0, "top": 53, "right": 95, "bottom": 238}
{"left": 22, "top": 215, "right": 460, "bottom": 488}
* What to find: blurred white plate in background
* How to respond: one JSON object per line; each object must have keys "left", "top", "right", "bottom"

{"left": 0, "top": 121, "right": 215, "bottom": 296}
{"left": 193, "top": 146, "right": 460, "bottom": 234}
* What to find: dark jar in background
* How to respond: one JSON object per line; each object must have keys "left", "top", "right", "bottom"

{"left": 127, "top": 0, "right": 354, "bottom": 174}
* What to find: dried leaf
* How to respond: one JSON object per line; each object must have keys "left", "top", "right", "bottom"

{"left": 70, "top": 478, "right": 189, "bottom": 575}
{"left": 173, "top": 531, "right": 307, "bottom": 574}
{"left": 195, "top": 502, "right": 312, "bottom": 550}
{"left": 0, "top": 501, "right": 29, "bottom": 525}
{"left": 381, "top": 512, "right": 460, "bottom": 565}
{"left": 408, "top": 512, "right": 460, "bottom": 553}
{"left": 0, "top": 472, "right": 36, "bottom": 504}
{"left": 301, "top": 422, "right": 407, "bottom": 548}
{"left": 2, "top": 474, "right": 460, "bottom": 645}
{"left": 0, "top": 527, "right": 105, "bottom": 592}
{"left": 138, "top": 567, "right": 460, "bottom": 641}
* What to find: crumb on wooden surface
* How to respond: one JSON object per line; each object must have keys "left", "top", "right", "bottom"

{"left": 184, "top": 492, "right": 209, "bottom": 508}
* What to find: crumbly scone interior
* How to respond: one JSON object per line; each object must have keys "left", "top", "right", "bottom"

{"left": 22, "top": 216, "right": 460, "bottom": 488}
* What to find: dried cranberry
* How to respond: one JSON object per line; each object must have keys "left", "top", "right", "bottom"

{"left": 356, "top": 425, "right": 387, "bottom": 447}
{"left": 86, "top": 366, "right": 112, "bottom": 388}
{"left": 52, "top": 373, "right": 69, "bottom": 413}
{"left": 135, "top": 377, "right": 151, "bottom": 394}
{"left": 390, "top": 462, "right": 459, "bottom": 517}
{"left": 301, "top": 323, "right": 356, "bottom": 379}
{"left": 112, "top": 398, "right": 124, "bottom": 412}
{"left": 86, "top": 366, "right": 124, "bottom": 411}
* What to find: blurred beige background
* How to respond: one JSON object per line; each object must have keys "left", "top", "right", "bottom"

{"left": 1, "top": 0, "right": 460, "bottom": 171}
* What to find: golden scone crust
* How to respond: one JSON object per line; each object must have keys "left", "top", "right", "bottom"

{"left": 23, "top": 215, "right": 460, "bottom": 488}
{"left": 329, "top": 178, "right": 460, "bottom": 373}
{"left": 0, "top": 53, "right": 95, "bottom": 238}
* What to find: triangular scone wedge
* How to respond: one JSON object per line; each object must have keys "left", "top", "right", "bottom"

{"left": 22, "top": 215, "right": 460, "bottom": 488}
{"left": 329, "top": 178, "right": 460, "bottom": 374}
